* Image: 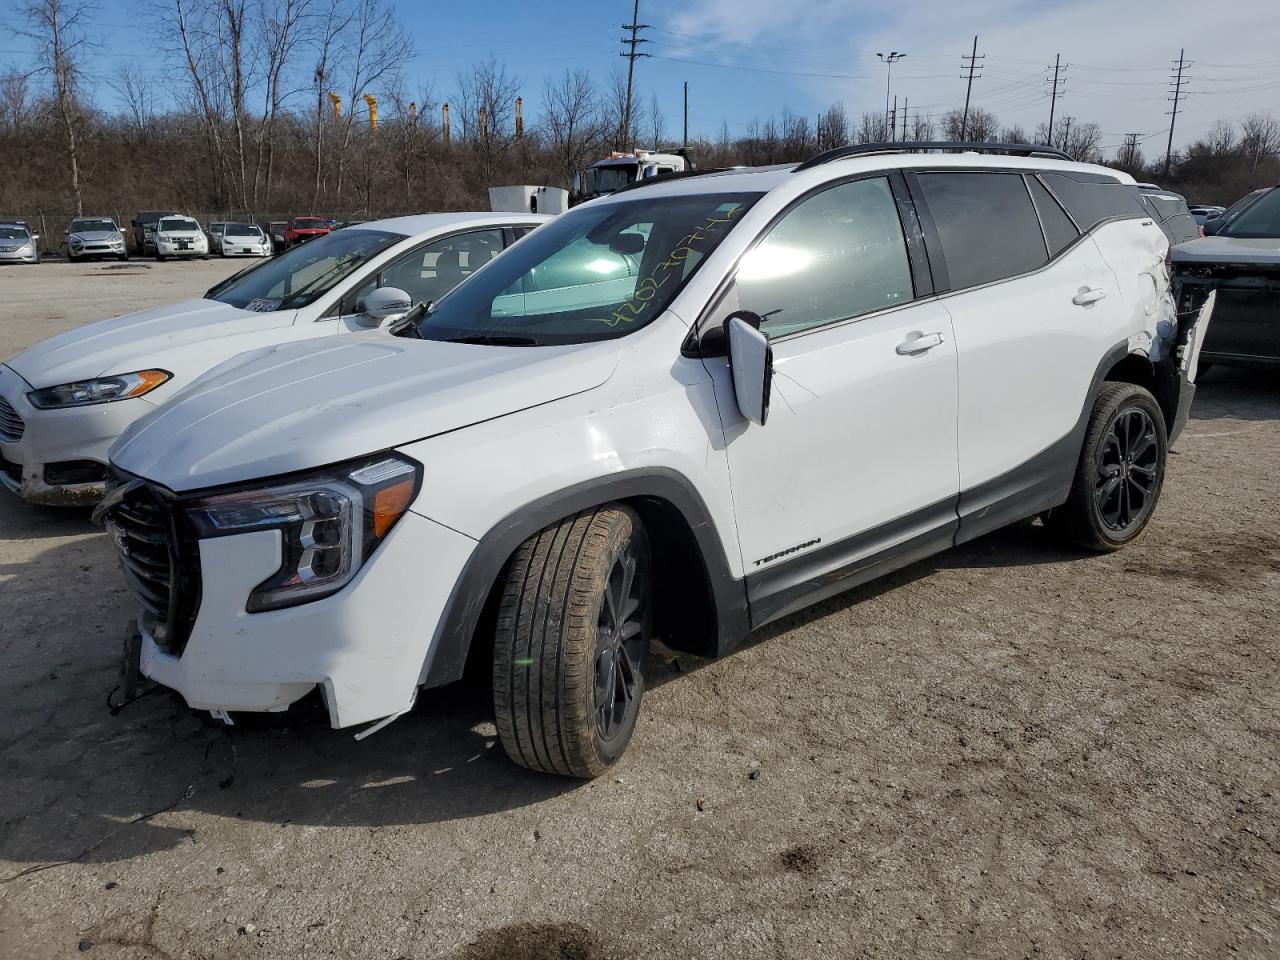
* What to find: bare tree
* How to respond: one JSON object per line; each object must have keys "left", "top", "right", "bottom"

{"left": 456, "top": 58, "right": 521, "bottom": 190}
{"left": 309, "top": 0, "right": 351, "bottom": 206}
{"left": 108, "top": 63, "right": 155, "bottom": 137}
{"left": 542, "top": 69, "right": 604, "bottom": 188}
{"left": 647, "top": 92, "right": 665, "bottom": 150}
{"left": 0, "top": 69, "right": 35, "bottom": 133}
{"left": 942, "top": 107, "right": 998, "bottom": 142}
{"left": 816, "top": 102, "right": 848, "bottom": 151}
{"left": 254, "top": 0, "right": 312, "bottom": 210}
{"left": 855, "top": 111, "right": 888, "bottom": 143}
{"left": 1240, "top": 112, "right": 1280, "bottom": 172}
{"left": 909, "top": 113, "right": 934, "bottom": 142}
{"left": 20, "top": 0, "right": 90, "bottom": 214}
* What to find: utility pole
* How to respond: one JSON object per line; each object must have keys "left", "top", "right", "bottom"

{"left": 683, "top": 80, "right": 688, "bottom": 148}
{"left": 1165, "top": 48, "right": 1189, "bottom": 177}
{"left": 902, "top": 97, "right": 909, "bottom": 141}
{"left": 1120, "top": 132, "right": 1141, "bottom": 169}
{"left": 960, "top": 35, "right": 983, "bottom": 140}
{"left": 1047, "top": 53, "right": 1065, "bottom": 146}
{"left": 619, "top": 0, "right": 651, "bottom": 151}
{"left": 877, "top": 51, "right": 905, "bottom": 141}
{"left": 890, "top": 95, "right": 897, "bottom": 142}
{"left": 1061, "top": 115, "right": 1074, "bottom": 152}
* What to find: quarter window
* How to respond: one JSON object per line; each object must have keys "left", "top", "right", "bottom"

{"left": 1027, "top": 177, "right": 1080, "bottom": 257}
{"left": 918, "top": 172, "right": 1048, "bottom": 290}
{"left": 736, "top": 176, "right": 914, "bottom": 338}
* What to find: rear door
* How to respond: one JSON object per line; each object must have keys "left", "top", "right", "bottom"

{"left": 910, "top": 169, "right": 1120, "bottom": 530}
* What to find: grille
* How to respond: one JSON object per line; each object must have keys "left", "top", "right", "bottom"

{"left": 0, "top": 396, "right": 24, "bottom": 441}
{"left": 105, "top": 479, "right": 201, "bottom": 656}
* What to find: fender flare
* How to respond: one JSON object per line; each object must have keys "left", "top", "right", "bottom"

{"left": 418, "top": 467, "right": 749, "bottom": 689}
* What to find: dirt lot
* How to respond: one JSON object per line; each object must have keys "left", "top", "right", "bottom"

{"left": 1, "top": 259, "right": 1277, "bottom": 959}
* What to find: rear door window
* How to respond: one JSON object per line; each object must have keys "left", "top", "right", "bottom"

{"left": 917, "top": 172, "right": 1048, "bottom": 290}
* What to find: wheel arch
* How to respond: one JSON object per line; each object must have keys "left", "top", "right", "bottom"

{"left": 1102, "top": 349, "right": 1179, "bottom": 434}
{"left": 418, "top": 468, "right": 749, "bottom": 690}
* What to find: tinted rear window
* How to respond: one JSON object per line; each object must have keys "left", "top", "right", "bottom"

{"left": 1027, "top": 177, "right": 1080, "bottom": 257}
{"left": 1040, "top": 174, "right": 1146, "bottom": 232}
{"left": 918, "top": 172, "right": 1048, "bottom": 290}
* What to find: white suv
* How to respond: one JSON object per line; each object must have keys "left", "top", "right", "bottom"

{"left": 98, "top": 144, "right": 1213, "bottom": 778}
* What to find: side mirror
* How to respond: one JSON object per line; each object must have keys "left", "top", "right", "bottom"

{"left": 361, "top": 286, "right": 413, "bottom": 327}
{"left": 725, "top": 311, "right": 772, "bottom": 426}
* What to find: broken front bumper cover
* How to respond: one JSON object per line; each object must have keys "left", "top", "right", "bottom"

{"left": 133, "top": 509, "right": 477, "bottom": 729}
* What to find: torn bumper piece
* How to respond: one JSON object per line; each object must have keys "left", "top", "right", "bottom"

{"left": 132, "top": 508, "right": 477, "bottom": 729}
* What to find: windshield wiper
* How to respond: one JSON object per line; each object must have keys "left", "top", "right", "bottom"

{"left": 443, "top": 334, "right": 539, "bottom": 346}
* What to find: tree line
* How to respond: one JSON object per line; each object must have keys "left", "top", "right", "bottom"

{"left": 3, "top": 0, "right": 1278, "bottom": 239}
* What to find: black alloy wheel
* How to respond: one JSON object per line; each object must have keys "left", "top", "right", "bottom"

{"left": 1094, "top": 406, "right": 1161, "bottom": 533}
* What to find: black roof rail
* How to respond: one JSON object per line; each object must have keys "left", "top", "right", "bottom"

{"left": 794, "top": 141, "right": 1073, "bottom": 171}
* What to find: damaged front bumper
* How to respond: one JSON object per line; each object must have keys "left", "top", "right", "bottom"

{"left": 120, "top": 505, "right": 476, "bottom": 730}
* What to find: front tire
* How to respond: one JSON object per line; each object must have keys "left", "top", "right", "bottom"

{"left": 1047, "top": 382, "right": 1167, "bottom": 552}
{"left": 493, "top": 506, "right": 652, "bottom": 778}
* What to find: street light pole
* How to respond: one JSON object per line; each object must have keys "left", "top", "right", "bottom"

{"left": 877, "top": 52, "right": 906, "bottom": 141}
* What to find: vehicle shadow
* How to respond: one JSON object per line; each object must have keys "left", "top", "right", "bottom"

{"left": 0, "top": 490, "right": 98, "bottom": 540}
{"left": 1189, "top": 366, "right": 1280, "bottom": 422}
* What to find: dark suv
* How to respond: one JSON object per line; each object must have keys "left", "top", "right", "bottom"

{"left": 131, "top": 211, "right": 181, "bottom": 256}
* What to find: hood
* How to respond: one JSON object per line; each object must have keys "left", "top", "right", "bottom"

{"left": 110, "top": 333, "right": 620, "bottom": 491}
{"left": 1172, "top": 235, "right": 1280, "bottom": 266}
{"left": 70, "top": 230, "right": 122, "bottom": 242}
{"left": 5, "top": 299, "right": 295, "bottom": 387}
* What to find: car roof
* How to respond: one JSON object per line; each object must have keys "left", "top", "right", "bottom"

{"left": 360, "top": 212, "right": 552, "bottom": 235}
{"left": 594, "top": 152, "right": 1138, "bottom": 204}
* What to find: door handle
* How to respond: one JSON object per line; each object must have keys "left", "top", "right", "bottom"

{"left": 1072, "top": 287, "right": 1108, "bottom": 306}
{"left": 896, "top": 331, "right": 945, "bottom": 355}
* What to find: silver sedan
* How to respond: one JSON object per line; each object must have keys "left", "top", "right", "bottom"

{"left": 0, "top": 223, "right": 39, "bottom": 264}
{"left": 66, "top": 217, "right": 128, "bottom": 261}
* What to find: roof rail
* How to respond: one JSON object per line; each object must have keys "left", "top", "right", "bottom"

{"left": 793, "top": 142, "right": 1072, "bottom": 172}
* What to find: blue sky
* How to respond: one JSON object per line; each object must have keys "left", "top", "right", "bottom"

{"left": 1, "top": 0, "right": 1278, "bottom": 155}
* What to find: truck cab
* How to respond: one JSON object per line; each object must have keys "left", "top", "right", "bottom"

{"left": 575, "top": 150, "right": 691, "bottom": 202}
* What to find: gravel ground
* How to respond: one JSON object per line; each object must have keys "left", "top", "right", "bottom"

{"left": 1, "top": 258, "right": 1277, "bottom": 959}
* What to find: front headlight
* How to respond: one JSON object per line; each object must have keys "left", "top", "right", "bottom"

{"left": 69, "top": 234, "right": 83, "bottom": 245}
{"left": 186, "top": 454, "right": 421, "bottom": 612}
{"left": 27, "top": 369, "right": 172, "bottom": 409}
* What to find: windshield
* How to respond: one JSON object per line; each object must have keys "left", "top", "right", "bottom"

{"left": 1223, "top": 189, "right": 1280, "bottom": 238}
{"left": 593, "top": 163, "right": 638, "bottom": 195}
{"left": 159, "top": 218, "right": 199, "bottom": 233}
{"left": 0, "top": 226, "right": 29, "bottom": 239}
{"left": 418, "top": 191, "right": 760, "bottom": 345}
{"left": 72, "top": 219, "right": 116, "bottom": 233}
{"left": 226, "top": 223, "right": 262, "bottom": 237}
{"left": 293, "top": 218, "right": 328, "bottom": 229}
{"left": 209, "top": 228, "right": 404, "bottom": 311}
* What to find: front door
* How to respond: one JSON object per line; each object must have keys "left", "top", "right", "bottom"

{"left": 702, "top": 175, "right": 960, "bottom": 621}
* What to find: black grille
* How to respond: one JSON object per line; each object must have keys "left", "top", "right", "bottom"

{"left": 0, "top": 396, "right": 24, "bottom": 441}
{"left": 105, "top": 478, "right": 202, "bottom": 656}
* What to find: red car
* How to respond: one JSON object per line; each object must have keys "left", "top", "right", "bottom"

{"left": 284, "top": 216, "right": 332, "bottom": 248}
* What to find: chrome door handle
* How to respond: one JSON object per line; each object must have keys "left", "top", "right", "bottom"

{"left": 896, "top": 331, "right": 945, "bottom": 355}
{"left": 1072, "top": 287, "right": 1108, "bottom": 306}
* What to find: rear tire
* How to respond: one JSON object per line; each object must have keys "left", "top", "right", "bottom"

{"left": 1047, "top": 382, "right": 1167, "bottom": 552}
{"left": 493, "top": 505, "right": 652, "bottom": 778}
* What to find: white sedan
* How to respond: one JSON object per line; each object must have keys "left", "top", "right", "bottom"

{"left": 0, "top": 212, "right": 547, "bottom": 504}
{"left": 217, "top": 222, "right": 273, "bottom": 257}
